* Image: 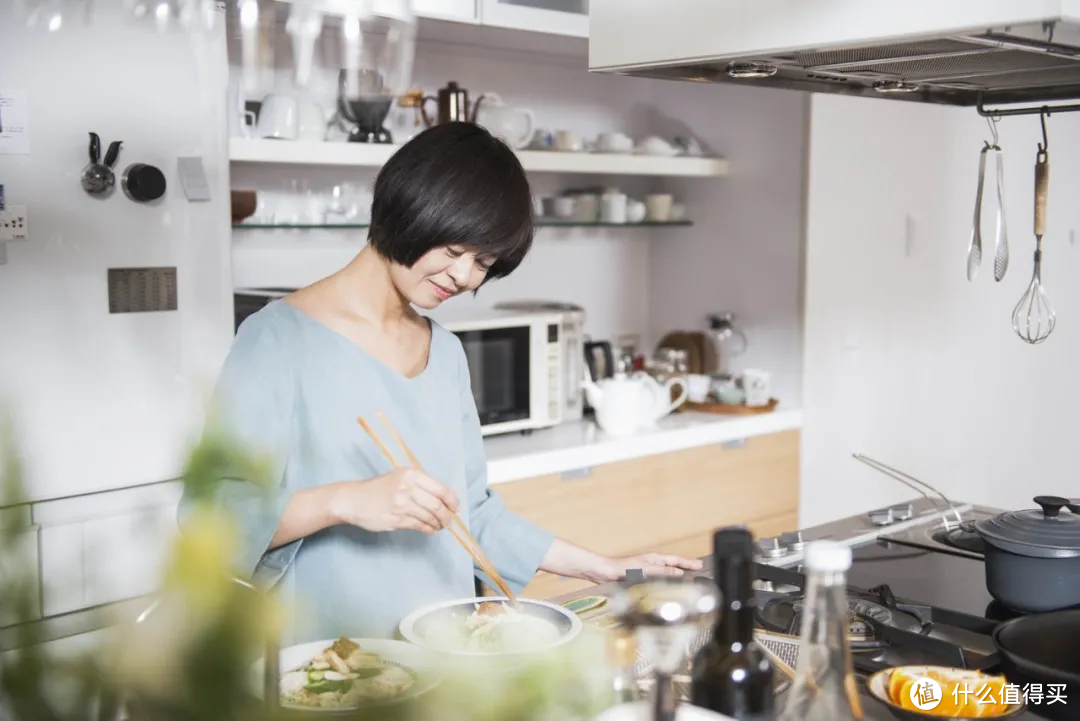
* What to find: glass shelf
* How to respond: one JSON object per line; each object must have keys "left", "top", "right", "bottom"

{"left": 232, "top": 220, "right": 693, "bottom": 230}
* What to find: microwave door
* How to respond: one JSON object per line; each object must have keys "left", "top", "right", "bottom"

{"left": 457, "top": 326, "right": 531, "bottom": 428}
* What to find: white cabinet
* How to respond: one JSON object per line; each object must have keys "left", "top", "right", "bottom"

{"left": 479, "top": 0, "right": 588, "bottom": 37}
{"left": 414, "top": 0, "right": 479, "bottom": 23}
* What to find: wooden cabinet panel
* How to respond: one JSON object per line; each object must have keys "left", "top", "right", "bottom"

{"left": 494, "top": 430, "right": 801, "bottom": 599}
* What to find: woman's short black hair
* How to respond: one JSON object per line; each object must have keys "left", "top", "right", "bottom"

{"left": 368, "top": 122, "right": 534, "bottom": 284}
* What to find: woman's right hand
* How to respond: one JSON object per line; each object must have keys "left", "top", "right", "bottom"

{"left": 329, "top": 468, "right": 460, "bottom": 535}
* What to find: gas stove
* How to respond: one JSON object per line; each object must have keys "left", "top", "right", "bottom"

{"left": 698, "top": 499, "right": 1060, "bottom": 720}
{"left": 566, "top": 499, "right": 1064, "bottom": 720}
{"left": 747, "top": 498, "right": 1001, "bottom": 568}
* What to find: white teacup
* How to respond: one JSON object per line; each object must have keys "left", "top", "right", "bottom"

{"left": 596, "top": 131, "right": 633, "bottom": 153}
{"left": 552, "top": 196, "right": 576, "bottom": 219}
{"left": 741, "top": 369, "right": 772, "bottom": 407}
{"left": 600, "top": 192, "right": 628, "bottom": 223}
{"left": 686, "top": 374, "right": 712, "bottom": 403}
{"left": 644, "top": 193, "right": 674, "bottom": 222}
{"left": 555, "top": 130, "right": 583, "bottom": 152}
{"left": 257, "top": 93, "right": 299, "bottom": 140}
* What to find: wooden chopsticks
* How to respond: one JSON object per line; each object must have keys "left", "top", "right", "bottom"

{"left": 357, "top": 411, "right": 521, "bottom": 609}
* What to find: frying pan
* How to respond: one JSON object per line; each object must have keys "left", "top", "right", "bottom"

{"left": 992, "top": 609, "right": 1080, "bottom": 721}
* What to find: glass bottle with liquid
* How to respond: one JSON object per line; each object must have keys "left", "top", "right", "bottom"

{"left": 776, "top": 540, "right": 865, "bottom": 721}
{"left": 690, "top": 526, "right": 775, "bottom": 720}
{"left": 608, "top": 628, "right": 642, "bottom": 705}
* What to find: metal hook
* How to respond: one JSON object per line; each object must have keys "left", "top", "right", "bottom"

{"left": 985, "top": 114, "right": 1000, "bottom": 148}
{"left": 1038, "top": 107, "right": 1050, "bottom": 156}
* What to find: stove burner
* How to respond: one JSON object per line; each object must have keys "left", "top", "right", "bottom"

{"left": 756, "top": 592, "right": 928, "bottom": 649}
{"left": 931, "top": 525, "right": 986, "bottom": 555}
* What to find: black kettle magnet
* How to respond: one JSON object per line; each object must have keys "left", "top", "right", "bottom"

{"left": 81, "top": 132, "right": 123, "bottom": 196}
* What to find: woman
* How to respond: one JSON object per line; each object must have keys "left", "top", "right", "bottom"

{"left": 191, "top": 122, "right": 701, "bottom": 643}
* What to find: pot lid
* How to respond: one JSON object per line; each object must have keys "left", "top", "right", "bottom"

{"left": 974, "top": 496, "right": 1080, "bottom": 558}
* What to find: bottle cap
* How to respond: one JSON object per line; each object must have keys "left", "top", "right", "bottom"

{"left": 804, "top": 540, "right": 852, "bottom": 572}
{"left": 712, "top": 525, "right": 754, "bottom": 562}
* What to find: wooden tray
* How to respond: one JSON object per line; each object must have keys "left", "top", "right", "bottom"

{"left": 682, "top": 398, "right": 779, "bottom": 415}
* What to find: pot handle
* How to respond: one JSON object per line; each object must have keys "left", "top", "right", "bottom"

{"left": 1033, "top": 495, "right": 1071, "bottom": 518}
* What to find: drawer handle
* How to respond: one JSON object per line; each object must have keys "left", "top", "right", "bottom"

{"left": 560, "top": 467, "right": 593, "bottom": 481}
{"left": 722, "top": 438, "right": 748, "bottom": 450}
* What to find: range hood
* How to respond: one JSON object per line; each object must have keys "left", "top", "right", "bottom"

{"left": 589, "top": 0, "right": 1080, "bottom": 109}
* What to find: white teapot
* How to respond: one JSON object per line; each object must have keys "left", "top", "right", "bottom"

{"left": 583, "top": 372, "right": 688, "bottom": 437}
{"left": 474, "top": 92, "right": 535, "bottom": 149}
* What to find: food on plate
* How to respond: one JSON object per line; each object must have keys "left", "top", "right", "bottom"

{"left": 886, "top": 666, "right": 1014, "bottom": 717}
{"left": 563, "top": 595, "right": 608, "bottom": 616}
{"left": 423, "top": 601, "right": 563, "bottom": 653}
{"left": 279, "top": 637, "right": 416, "bottom": 709}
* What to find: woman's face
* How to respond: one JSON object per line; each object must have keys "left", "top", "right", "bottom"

{"left": 391, "top": 245, "right": 496, "bottom": 309}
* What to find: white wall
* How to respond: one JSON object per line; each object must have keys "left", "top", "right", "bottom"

{"left": 801, "top": 93, "right": 1080, "bottom": 527}
{"left": 231, "top": 30, "right": 807, "bottom": 405}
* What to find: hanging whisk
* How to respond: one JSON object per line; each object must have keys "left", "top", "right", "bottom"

{"left": 1012, "top": 109, "right": 1056, "bottom": 344}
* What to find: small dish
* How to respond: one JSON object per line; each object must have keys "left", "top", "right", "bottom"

{"left": 866, "top": 665, "right": 1025, "bottom": 720}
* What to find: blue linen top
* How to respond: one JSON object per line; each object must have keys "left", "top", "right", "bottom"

{"left": 179, "top": 300, "right": 555, "bottom": 644}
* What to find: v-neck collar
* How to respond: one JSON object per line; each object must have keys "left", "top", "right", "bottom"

{"left": 276, "top": 300, "right": 437, "bottom": 382}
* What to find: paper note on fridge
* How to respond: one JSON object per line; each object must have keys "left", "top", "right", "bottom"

{"left": 0, "top": 89, "right": 30, "bottom": 155}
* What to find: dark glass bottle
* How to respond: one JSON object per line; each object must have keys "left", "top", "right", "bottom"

{"left": 690, "top": 526, "right": 775, "bottom": 720}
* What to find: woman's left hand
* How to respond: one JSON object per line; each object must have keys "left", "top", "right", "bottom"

{"left": 604, "top": 553, "right": 703, "bottom": 581}
{"left": 539, "top": 538, "right": 704, "bottom": 585}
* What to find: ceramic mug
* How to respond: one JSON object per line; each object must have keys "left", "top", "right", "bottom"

{"left": 596, "top": 131, "right": 633, "bottom": 153}
{"left": 257, "top": 94, "right": 299, "bottom": 140}
{"left": 644, "top": 193, "right": 674, "bottom": 222}
{"left": 600, "top": 192, "right": 628, "bottom": 223}
{"left": 741, "top": 369, "right": 771, "bottom": 407}
{"left": 552, "top": 196, "right": 576, "bottom": 219}
{"left": 686, "top": 374, "right": 711, "bottom": 403}
{"left": 572, "top": 193, "right": 600, "bottom": 222}
{"left": 555, "top": 130, "right": 583, "bottom": 152}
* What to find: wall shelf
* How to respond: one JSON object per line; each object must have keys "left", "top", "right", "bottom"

{"left": 229, "top": 138, "right": 730, "bottom": 178}
{"left": 233, "top": 220, "right": 693, "bottom": 230}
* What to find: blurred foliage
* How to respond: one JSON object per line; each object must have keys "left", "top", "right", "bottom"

{"left": 0, "top": 412, "right": 616, "bottom": 721}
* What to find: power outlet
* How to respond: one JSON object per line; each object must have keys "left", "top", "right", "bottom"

{"left": 0, "top": 206, "right": 28, "bottom": 242}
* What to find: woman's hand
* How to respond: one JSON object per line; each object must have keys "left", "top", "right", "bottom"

{"left": 539, "top": 539, "right": 704, "bottom": 584}
{"left": 602, "top": 552, "right": 703, "bottom": 581}
{"left": 329, "top": 468, "right": 460, "bottom": 535}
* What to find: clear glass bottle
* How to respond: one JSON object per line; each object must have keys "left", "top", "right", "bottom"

{"left": 776, "top": 540, "right": 865, "bottom": 721}
{"left": 690, "top": 527, "right": 775, "bottom": 720}
{"left": 608, "top": 628, "right": 642, "bottom": 705}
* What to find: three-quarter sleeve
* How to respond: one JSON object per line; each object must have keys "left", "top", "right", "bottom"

{"left": 177, "top": 312, "right": 300, "bottom": 589}
{"left": 456, "top": 343, "right": 555, "bottom": 596}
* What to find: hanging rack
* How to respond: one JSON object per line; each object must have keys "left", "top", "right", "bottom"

{"left": 976, "top": 99, "right": 1080, "bottom": 118}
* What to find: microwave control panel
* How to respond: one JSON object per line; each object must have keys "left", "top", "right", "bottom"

{"left": 547, "top": 323, "right": 562, "bottom": 423}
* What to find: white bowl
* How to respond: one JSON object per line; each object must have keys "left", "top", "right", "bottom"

{"left": 398, "top": 596, "right": 583, "bottom": 657}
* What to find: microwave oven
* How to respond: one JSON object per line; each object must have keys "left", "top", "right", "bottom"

{"left": 232, "top": 290, "right": 564, "bottom": 437}
{"left": 437, "top": 309, "right": 564, "bottom": 437}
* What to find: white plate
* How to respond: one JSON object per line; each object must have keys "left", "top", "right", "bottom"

{"left": 398, "top": 596, "right": 583, "bottom": 657}
{"left": 250, "top": 637, "right": 441, "bottom": 711}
